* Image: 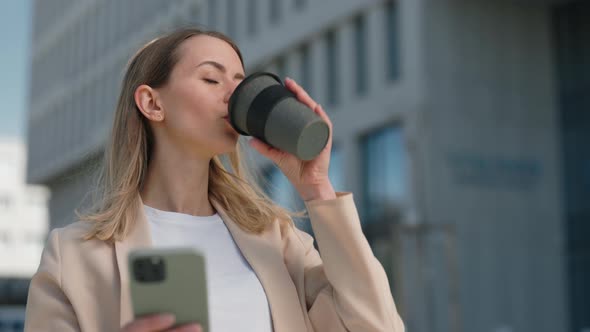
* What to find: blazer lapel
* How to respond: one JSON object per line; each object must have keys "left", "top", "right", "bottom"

{"left": 114, "top": 195, "right": 307, "bottom": 330}
{"left": 212, "top": 199, "right": 307, "bottom": 331}
{"left": 115, "top": 197, "right": 152, "bottom": 327}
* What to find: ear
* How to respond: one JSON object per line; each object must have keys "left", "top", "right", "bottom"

{"left": 134, "top": 84, "right": 165, "bottom": 122}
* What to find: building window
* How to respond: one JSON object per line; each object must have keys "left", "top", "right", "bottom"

{"left": 227, "top": 0, "right": 236, "bottom": 38}
{"left": 207, "top": 0, "right": 218, "bottom": 29}
{"left": 325, "top": 29, "right": 339, "bottom": 106}
{"left": 0, "top": 195, "right": 11, "bottom": 210}
{"left": 276, "top": 56, "right": 287, "bottom": 80}
{"left": 0, "top": 231, "right": 9, "bottom": 244}
{"left": 263, "top": 165, "right": 294, "bottom": 210}
{"left": 270, "top": 0, "right": 281, "bottom": 25}
{"left": 95, "top": 9, "right": 104, "bottom": 58}
{"left": 109, "top": 1, "right": 121, "bottom": 50}
{"left": 247, "top": 0, "right": 257, "bottom": 35}
{"left": 554, "top": 2, "right": 590, "bottom": 330}
{"left": 361, "top": 126, "right": 407, "bottom": 224}
{"left": 11, "top": 320, "right": 25, "bottom": 331}
{"left": 354, "top": 14, "right": 368, "bottom": 95}
{"left": 300, "top": 44, "right": 312, "bottom": 95}
{"left": 386, "top": 0, "right": 400, "bottom": 81}
{"left": 294, "top": 0, "right": 307, "bottom": 10}
{"left": 329, "top": 147, "right": 344, "bottom": 191}
{"left": 24, "top": 231, "right": 43, "bottom": 245}
{"left": 190, "top": 4, "right": 202, "bottom": 24}
{"left": 84, "top": 87, "right": 93, "bottom": 139}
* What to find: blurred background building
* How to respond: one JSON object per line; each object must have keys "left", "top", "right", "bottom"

{"left": 0, "top": 139, "right": 49, "bottom": 331}
{"left": 21, "top": 0, "right": 589, "bottom": 331}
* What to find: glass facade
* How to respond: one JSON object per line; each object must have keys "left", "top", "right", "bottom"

{"left": 354, "top": 15, "right": 368, "bottom": 95}
{"left": 329, "top": 147, "right": 344, "bottom": 192}
{"left": 554, "top": 1, "right": 590, "bottom": 331}
{"left": 263, "top": 165, "right": 294, "bottom": 210}
{"left": 276, "top": 56, "right": 287, "bottom": 81}
{"left": 207, "top": 0, "right": 218, "bottom": 29}
{"left": 270, "top": 0, "right": 281, "bottom": 24}
{"left": 361, "top": 126, "right": 407, "bottom": 224}
{"left": 247, "top": 0, "right": 258, "bottom": 36}
{"left": 300, "top": 44, "right": 312, "bottom": 95}
{"left": 325, "top": 29, "right": 339, "bottom": 106}
{"left": 294, "top": 0, "right": 307, "bottom": 10}
{"left": 227, "top": 0, "right": 236, "bottom": 38}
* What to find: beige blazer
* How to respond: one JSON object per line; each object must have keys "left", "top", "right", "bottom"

{"left": 24, "top": 192, "right": 404, "bottom": 332}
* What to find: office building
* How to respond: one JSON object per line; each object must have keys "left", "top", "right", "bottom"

{"left": 0, "top": 139, "right": 49, "bottom": 330}
{"left": 27, "top": 0, "right": 589, "bottom": 331}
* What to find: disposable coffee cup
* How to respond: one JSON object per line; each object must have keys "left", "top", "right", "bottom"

{"left": 228, "top": 72, "right": 330, "bottom": 161}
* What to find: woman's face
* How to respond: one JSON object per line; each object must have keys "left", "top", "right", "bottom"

{"left": 155, "top": 35, "right": 245, "bottom": 158}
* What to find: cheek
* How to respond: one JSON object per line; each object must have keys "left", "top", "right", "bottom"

{"left": 165, "top": 84, "right": 213, "bottom": 123}
{"left": 169, "top": 82, "right": 202, "bottom": 110}
{"left": 168, "top": 106, "right": 210, "bottom": 135}
{"left": 159, "top": 79, "right": 228, "bottom": 145}
{"left": 165, "top": 94, "right": 220, "bottom": 140}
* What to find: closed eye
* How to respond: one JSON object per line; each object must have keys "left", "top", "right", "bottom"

{"left": 203, "top": 78, "right": 219, "bottom": 84}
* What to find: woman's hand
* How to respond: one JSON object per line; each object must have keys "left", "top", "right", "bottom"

{"left": 121, "top": 314, "right": 202, "bottom": 332}
{"left": 248, "top": 77, "right": 336, "bottom": 202}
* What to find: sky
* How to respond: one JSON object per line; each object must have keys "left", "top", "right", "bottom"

{"left": 0, "top": 0, "right": 31, "bottom": 140}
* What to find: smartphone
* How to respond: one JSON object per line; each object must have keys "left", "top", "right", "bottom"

{"left": 128, "top": 247, "right": 209, "bottom": 331}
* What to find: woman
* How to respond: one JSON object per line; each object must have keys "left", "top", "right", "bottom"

{"left": 24, "top": 28, "right": 405, "bottom": 332}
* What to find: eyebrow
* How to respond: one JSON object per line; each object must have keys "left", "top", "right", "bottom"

{"left": 196, "top": 60, "right": 245, "bottom": 80}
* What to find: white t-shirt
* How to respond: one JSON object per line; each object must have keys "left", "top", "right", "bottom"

{"left": 144, "top": 204, "right": 273, "bottom": 332}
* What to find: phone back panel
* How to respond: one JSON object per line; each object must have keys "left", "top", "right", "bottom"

{"left": 128, "top": 248, "right": 209, "bottom": 330}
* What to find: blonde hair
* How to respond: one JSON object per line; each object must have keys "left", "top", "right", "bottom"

{"left": 80, "top": 28, "right": 303, "bottom": 242}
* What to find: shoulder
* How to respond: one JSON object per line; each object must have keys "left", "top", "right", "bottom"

{"left": 48, "top": 221, "right": 108, "bottom": 248}
{"left": 35, "top": 221, "right": 115, "bottom": 289}
{"left": 43, "top": 221, "right": 114, "bottom": 269}
{"left": 51, "top": 220, "right": 93, "bottom": 239}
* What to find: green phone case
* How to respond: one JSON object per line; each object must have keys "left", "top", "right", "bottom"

{"left": 128, "top": 247, "right": 209, "bottom": 331}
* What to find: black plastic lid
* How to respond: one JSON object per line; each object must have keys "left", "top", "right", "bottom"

{"left": 228, "top": 72, "right": 282, "bottom": 136}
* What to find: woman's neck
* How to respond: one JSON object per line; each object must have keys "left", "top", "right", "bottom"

{"left": 139, "top": 146, "right": 216, "bottom": 217}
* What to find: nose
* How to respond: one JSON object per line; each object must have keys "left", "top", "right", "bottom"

{"left": 223, "top": 80, "right": 241, "bottom": 104}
